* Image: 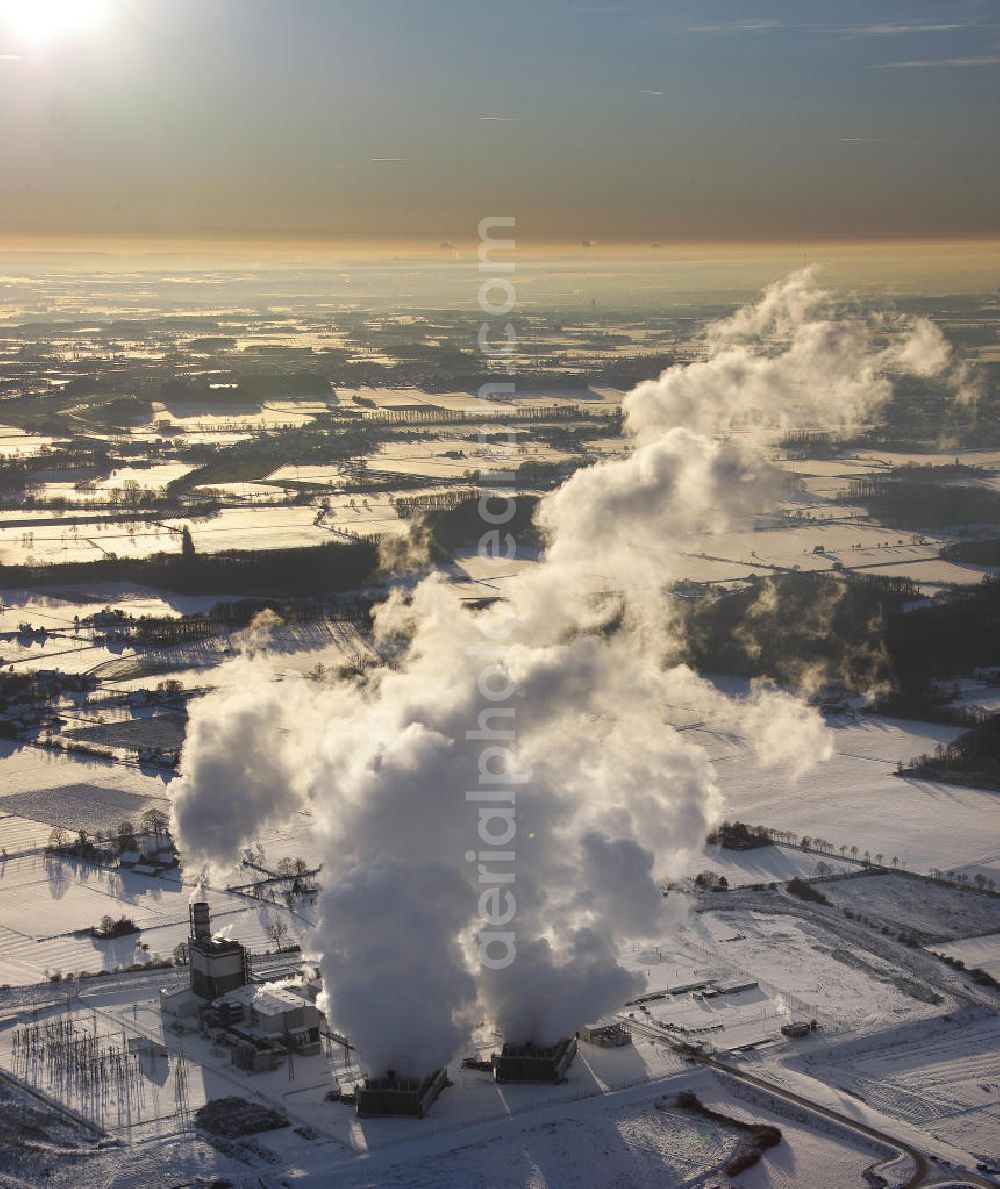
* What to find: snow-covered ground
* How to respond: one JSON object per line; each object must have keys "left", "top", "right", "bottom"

{"left": 687, "top": 845, "right": 855, "bottom": 887}
{"left": 0, "top": 993, "right": 898, "bottom": 1189}
{"left": 319, "top": 1068, "right": 887, "bottom": 1189}
{"left": 950, "top": 677, "right": 1000, "bottom": 715}
{"left": 150, "top": 400, "right": 319, "bottom": 430}
{"left": 693, "top": 712, "right": 1000, "bottom": 882}
{"left": 821, "top": 873, "right": 1000, "bottom": 942}
{"left": 931, "top": 933, "right": 1000, "bottom": 978}
{"left": 0, "top": 851, "right": 307, "bottom": 984}
{"left": 1, "top": 586, "right": 224, "bottom": 623}
{"left": 797, "top": 1012, "right": 1000, "bottom": 1162}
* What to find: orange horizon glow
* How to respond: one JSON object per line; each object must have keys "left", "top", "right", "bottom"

{"left": 1, "top": 235, "right": 998, "bottom": 260}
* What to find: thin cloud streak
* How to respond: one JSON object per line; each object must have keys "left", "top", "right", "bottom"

{"left": 838, "top": 137, "right": 915, "bottom": 144}
{"left": 688, "top": 18, "right": 972, "bottom": 38}
{"left": 689, "top": 19, "right": 779, "bottom": 33}
{"left": 842, "top": 22, "right": 969, "bottom": 36}
{"left": 873, "top": 54, "right": 1000, "bottom": 68}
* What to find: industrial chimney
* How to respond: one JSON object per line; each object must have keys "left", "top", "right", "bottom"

{"left": 186, "top": 895, "right": 249, "bottom": 1000}
{"left": 190, "top": 898, "right": 211, "bottom": 943}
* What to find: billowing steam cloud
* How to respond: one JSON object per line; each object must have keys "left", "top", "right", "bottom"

{"left": 172, "top": 270, "right": 954, "bottom": 1075}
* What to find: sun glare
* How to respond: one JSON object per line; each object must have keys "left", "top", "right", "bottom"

{"left": 2, "top": 0, "right": 109, "bottom": 45}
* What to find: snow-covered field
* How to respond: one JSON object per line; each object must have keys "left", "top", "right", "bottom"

{"left": 38, "top": 463, "right": 195, "bottom": 503}
{"left": 689, "top": 845, "right": 855, "bottom": 887}
{"left": 150, "top": 400, "right": 319, "bottom": 429}
{"left": 160, "top": 506, "right": 332, "bottom": 552}
{"left": 684, "top": 906, "right": 947, "bottom": 1033}
{"left": 931, "top": 933, "right": 1000, "bottom": 978}
{"left": 0, "top": 781, "right": 169, "bottom": 835}
{"left": 0, "top": 519, "right": 180, "bottom": 566}
{"left": 821, "top": 873, "right": 1000, "bottom": 942}
{"left": 0, "top": 852, "right": 307, "bottom": 984}
{"left": 693, "top": 712, "right": 1000, "bottom": 882}
{"left": 1, "top": 586, "right": 231, "bottom": 623}
{"left": 799, "top": 1013, "right": 1000, "bottom": 1161}
{"left": 0, "top": 429, "right": 56, "bottom": 457}
{"left": 321, "top": 1068, "right": 885, "bottom": 1189}
{"left": 0, "top": 742, "right": 173, "bottom": 804}
{"left": 951, "top": 678, "right": 1000, "bottom": 714}
{"left": 4, "top": 419, "right": 998, "bottom": 589}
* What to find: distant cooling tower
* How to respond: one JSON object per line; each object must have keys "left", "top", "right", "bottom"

{"left": 492, "top": 1037, "right": 577, "bottom": 1084}
{"left": 354, "top": 1068, "right": 449, "bottom": 1119}
{"left": 190, "top": 899, "right": 211, "bottom": 942}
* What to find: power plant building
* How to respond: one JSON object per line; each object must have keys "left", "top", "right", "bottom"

{"left": 188, "top": 899, "right": 250, "bottom": 1000}
{"left": 211, "top": 984, "right": 321, "bottom": 1052}
{"left": 204, "top": 983, "right": 322, "bottom": 1071}
{"left": 579, "top": 1021, "right": 632, "bottom": 1048}
{"left": 159, "top": 897, "right": 322, "bottom": 1074}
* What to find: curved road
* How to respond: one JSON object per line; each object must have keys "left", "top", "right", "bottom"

{"left": 708, "top": 1056, "right": 994, "bottom": 1188}
{"left": 624, "top": 1016, "right": 992, "bottom": 1188}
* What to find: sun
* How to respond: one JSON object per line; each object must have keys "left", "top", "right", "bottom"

{"left": 1, "top": 0, "right": 109, "bottom": 45}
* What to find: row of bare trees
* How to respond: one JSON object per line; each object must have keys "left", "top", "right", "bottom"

{"left": 748, "top": 820, "right": 996, "bottom": 896}
{"left": 929, "top": 868, "right": 997, "bottom": 894}
{"left": 753, "top": 825, "right": 903, "bottom": 871}
{"left": 46, "top": 807, "right": 171, "bottom": 860}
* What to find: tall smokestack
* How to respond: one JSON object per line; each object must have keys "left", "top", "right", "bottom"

{"left": 190, "top": 898, "right": 211, "bottom": 943}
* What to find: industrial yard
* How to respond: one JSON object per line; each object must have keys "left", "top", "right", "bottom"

{"left": 1, "top": 845, "right": 997, "bottom": 1184}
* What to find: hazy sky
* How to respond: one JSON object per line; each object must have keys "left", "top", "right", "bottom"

{"left": 1, "top": 0, "right": 998, "bottom": 248}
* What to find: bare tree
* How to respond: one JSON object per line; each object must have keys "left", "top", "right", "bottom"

{"left": 141, "top": 808, "right": 169, "bottom": 839}
{"left": 116, "top": 820, "right": 136, "bottom": 852}
{"left": 266, "top": 919, "right": 290, "bottom": 951}
{"left": 121, "top": 478, "right": 143, "bottom": 514}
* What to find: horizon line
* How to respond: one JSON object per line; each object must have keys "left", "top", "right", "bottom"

{"left": 1, "top": 235, "right": 999, "bottom": 261}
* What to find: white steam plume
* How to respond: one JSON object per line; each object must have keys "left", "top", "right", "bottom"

{"left": 171, "top": 270, "right": 954, "bottom": 1075}
{"left": 626, "top": 267, "right": 951, "bottom": 442}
